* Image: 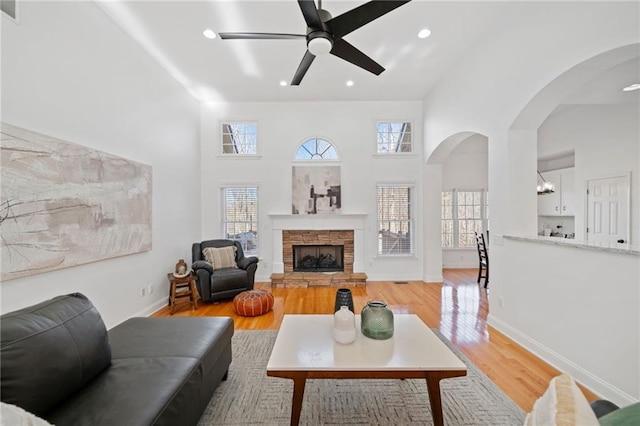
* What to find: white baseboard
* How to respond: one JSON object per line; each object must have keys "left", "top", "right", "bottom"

{"left": 423, "top": 274, "right": 443, "bottom": 283}
{"left": 256, "top": 272, "right": 271, "bottom": 282}
{"left": 442, "top": 263, "right": 477, "bottom": 269}
{"left": 109, "top": 298, "right": 168, "bottom": 328}
{"left": 137, "top": 298, "right": 169, "bottom": 318}
{"left": 488, "top": 314, "right": 638, "bottom": 407}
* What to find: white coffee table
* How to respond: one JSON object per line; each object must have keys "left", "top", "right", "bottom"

{"left": 267, "top": 314, "right": 467, "bottom": 426}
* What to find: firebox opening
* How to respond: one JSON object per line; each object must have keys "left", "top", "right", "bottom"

{"left": 293, "top": 245, "right": 344, "bottom": 272}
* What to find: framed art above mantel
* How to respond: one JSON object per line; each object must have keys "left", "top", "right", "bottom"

{"left": 292, "top": 165, "right": 341, "bottom": 215}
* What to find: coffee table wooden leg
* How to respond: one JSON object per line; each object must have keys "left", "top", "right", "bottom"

{"left": 426, "top": 376, "right": 444, "bottom": 426}
{"left": 290, "top": 374, "right": 307, "bottom": 426}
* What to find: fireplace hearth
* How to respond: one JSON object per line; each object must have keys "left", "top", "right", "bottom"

{"left": 293, "top": 245, "right": 344, "bottom": 272}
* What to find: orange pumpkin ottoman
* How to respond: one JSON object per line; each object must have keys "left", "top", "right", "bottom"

{"left": 233, "top": 290, "right": 274, "bottom": 317}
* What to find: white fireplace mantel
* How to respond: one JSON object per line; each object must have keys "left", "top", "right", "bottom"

{"left": 268, "top": 214, "right": 367, "bottom": 273}
{"left": 269, "top": 213, "right": 367, "bottom": 230}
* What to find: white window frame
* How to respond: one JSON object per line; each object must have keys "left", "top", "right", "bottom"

{"left": 375, "top": 121, "right": 413, "bottom": 155}
{"left": 221, "top": 185, "right": 260, "bottom": 256}
{"left": 219, "top": 121, "right": 258, "bottom": 156}
{"left": 441, "top": 189, "right": 489, "bottom": 249}
{"left": 1, "top": 0, "right": 19, "bottom": 22}
{"left": 294, "top": 137, "right": 339, "bottom": 161}
{"left": 376, "top": 183, "right": 415, "bottom": 256}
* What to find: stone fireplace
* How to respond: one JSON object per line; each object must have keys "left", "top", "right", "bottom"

{"left": 269, "top": 214, "right": 367, "bottom": 288}
{"left": 284, "top": 230, "right": 352, "bottom": 273}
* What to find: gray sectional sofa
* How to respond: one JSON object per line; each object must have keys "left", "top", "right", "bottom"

{"left": 0, "top": 293, "right": 233, "bottom": 425}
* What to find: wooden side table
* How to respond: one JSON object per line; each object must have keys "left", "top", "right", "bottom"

{"left": 167, "top": 273, "right": 198, "bottom": 315}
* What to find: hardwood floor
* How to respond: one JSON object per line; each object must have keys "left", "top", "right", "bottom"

{"left": 153, "top": 268, "right": 599, "bottom": 412}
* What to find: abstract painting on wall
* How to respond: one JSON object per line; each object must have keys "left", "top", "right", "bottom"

{"left": 0, "top": 123, "right": 152, "bottom": 281}
{"left": 292, "top": 166, "right": 341, "bottom": 214}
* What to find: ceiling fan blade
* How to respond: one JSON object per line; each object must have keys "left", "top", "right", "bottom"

{"left": 326, "top": 0, "right": 411, "bottom": 39}
{"left": 298, "top": 0, "right": 322, "bottom": 28}
{"left": 330, "top": 38, "right": 384, "bottom": 75}
{"left": 218, "top": 32, "right": 306, "bottom": 40}
{"left": 291, "top": 50, "right": 316, "bottom": 86}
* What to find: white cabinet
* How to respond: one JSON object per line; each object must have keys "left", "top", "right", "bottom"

{"left": 538, "top": 168, "right": 575, "bottom": 216}
{"left": 560, "top": 170, "right": 575, "bottom": 215}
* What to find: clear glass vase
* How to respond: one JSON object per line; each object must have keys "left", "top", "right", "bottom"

{"left": 361, "top": 300, "right": 394, "bottom": 340}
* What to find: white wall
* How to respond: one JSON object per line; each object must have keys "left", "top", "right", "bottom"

{"left": 421, "top": 1, "right": 639, "bottom": 405}
{"left": 538, "top": 104, "right": 640, "bottom": 244}
{"left": 1, "top": 1, "right": 200, "bottom": 327}
{"left": 493, "top": 239, "right": 640, "bottom": 405}
{"left": 441, "top": 134, "right": 489, "bottom": 268}
{"left": 200, "top": 101, "right": 423, "bottom": 282}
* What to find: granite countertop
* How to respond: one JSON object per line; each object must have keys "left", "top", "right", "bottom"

{"left": 503, "top": 235, "right": 640, "bottom": 256}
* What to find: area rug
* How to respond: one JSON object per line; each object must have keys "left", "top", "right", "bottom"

{"left": 198, "top": 329, "right": 525, "bottom": 425}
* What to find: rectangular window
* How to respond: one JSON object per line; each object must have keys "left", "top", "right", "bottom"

{"left": 441, "top": 191, "right": 454, "bottom": 248}
{"left": 441, "top": 189, "right": 489, "bottom": 248}
{"left": 376, "top": 121, "right": 412, "bottom": 153}
{"left": 221, "top": 122, "right": 257, "bottom": 155}
{"left": 222, "top": 187, "right": 259, "bottom": 255}
{"left": 377, "top": 185, "right": 414, "bottom": 255}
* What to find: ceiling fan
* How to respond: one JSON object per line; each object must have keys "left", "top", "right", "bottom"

{"left": 218, "top": 0, "right": 411, "bottom": 85}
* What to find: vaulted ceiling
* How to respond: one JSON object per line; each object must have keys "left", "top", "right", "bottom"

{"left": 97, "top": 1, "right": 514, "bottom": 102}
{"left": 97, "top": 1, "right": 639, "bottom": 106}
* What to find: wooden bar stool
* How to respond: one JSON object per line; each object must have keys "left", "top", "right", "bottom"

{"left": 167, "top": 273, "right": 198, "bottom": 314}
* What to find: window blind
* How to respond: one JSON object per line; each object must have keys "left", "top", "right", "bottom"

{"left": 222, "top": 187, "right": 259, "bottom": 255}
{"left": 377, "top": 185, "right": 413, "bottom": 255}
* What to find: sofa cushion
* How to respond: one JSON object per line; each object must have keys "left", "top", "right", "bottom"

{"left": 203, "top": 246, "right": 237, "bottom": 270}
{"left": 107, "top": 317, "right": 233, "bottom": 362}
{"left": 45, "top": 357, "right": 200, "bottom": 426}
{"left": 45, "top": 317, "right": 234, "bottom": 426}
{"left": 524, "top": 373, "right": 599, "bottom": 426}
{"left": 0, "top": 293, "right": 111, "bottom": 417}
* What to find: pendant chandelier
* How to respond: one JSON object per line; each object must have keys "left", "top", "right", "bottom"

{"left": 537, "top": 171, "right": 555, "bottom": 195}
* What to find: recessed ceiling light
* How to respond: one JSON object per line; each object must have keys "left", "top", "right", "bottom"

{"left": 346, "top": 80, "right": 354, "bottom": 87}
{"left": 202, "top": 29, "right": 217, "bottom": 40}
{"left": 622, "top": 83, "right": 640, "bottom": 92}
{"left": 280, "top": 80, "right": 288, "bottom": 87}
{"left": 418, "top": 28, "right": 431, "bottom": 39}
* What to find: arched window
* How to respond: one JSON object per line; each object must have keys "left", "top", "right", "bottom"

{"left": 295, "top": 138, "right": 338, "bottom": 160}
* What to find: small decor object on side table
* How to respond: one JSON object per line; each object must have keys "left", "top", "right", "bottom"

{"left": 361, "top": 300, "right": 394, "bottom": 340}
{"left": 334, "top": 288, "right": 354, "bottom": 313}
{"left": 173, "top": 259, "right": 189, "bottom": 278}
{"left": 333, "top": 305, "right": 356, "bottom": 344}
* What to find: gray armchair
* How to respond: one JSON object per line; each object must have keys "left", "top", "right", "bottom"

{"left": 191, "top": 239, "right": 259, "bottom": 302}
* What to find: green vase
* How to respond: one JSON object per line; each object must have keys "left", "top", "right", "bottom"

{"left": 361, "top": 300, "right": 394, "bottom": 340}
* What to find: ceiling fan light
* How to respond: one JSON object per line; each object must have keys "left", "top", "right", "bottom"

{"left": 202, "top": 29, "right": 217, "bottom": 40}
{"left": 308, "top": 37, "right": 333, "bottom": 56}
{"left": 418, "top": 28, "right": 431, "bottom": 39}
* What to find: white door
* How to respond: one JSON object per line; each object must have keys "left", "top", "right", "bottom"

{"left": 586, "top": 174, "right": 630, "bottom": 244}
